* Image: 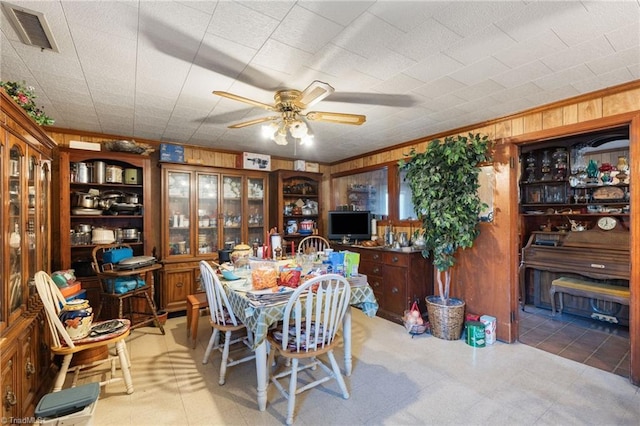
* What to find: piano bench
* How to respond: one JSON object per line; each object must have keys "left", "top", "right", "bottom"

{"left": 550, "top": 277, "right": 630, "bottom": 316}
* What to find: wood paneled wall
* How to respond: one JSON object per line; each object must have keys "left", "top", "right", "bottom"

{"left": 45, "top": 130, "right": 330, "bottom": 175}
{"left": 329, "top": 79, "right": 640, "bottom": 386}
{"left": 330, "top": 81, "right": 640, "bottom": 173}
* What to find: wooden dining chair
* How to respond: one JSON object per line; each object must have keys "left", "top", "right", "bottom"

{"left": 297, "top": 235, "right": 331, "bottom": 254}
{"left": 267, "top": 273, "right": 351, "bottom": 425}
{"left": 34, "top": 271, "right": 134, "bottom": 394}
{"left": 199, "top": 261, "right": 255, "bottom": 385}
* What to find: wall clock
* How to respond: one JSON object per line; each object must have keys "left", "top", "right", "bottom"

{"left": 597, "top": 216, "right": 617, "bottom": 231}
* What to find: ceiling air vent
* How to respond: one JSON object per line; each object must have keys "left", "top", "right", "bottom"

{"left": 2, "top": 2, "right": 59, "bottom": 52}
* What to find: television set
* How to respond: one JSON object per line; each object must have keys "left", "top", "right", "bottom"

{"left": 327, "top": 211, "right": 372, "bottom": 242}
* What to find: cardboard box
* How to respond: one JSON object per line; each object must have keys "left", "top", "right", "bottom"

{"left": 160, "top": 143, "right": 185, "bottom": 163}
{"left": 305, "top": 162, "right": 319, "bottom": 172}
{"left": 294, "top": 160, "right": 306, "bottom": 171}
{"left": 69, "top": 140, "right": 101, "bottom": 151}
{"left": 480, "top": 315, "right": 496, "bottom": 344}
{"left": 343, "top": 251, "right": 360, "bottom": 278}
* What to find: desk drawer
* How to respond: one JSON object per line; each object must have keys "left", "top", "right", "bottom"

{"left": 358, "top": 249, "right": 383, "bottom": 263}
{"left": 359, "top": 260, "right": 382, "bottom": 277}
{"left": 383, "top": 252, "right": 408, "bottom": 267}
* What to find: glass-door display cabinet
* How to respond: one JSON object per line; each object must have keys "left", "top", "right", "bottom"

{"left": 269, "top": 170, "right": 322, "bottom": 254}
{"left": 1, "top": 88, "right": 56, "bottom": 419}
{"left": 160, "top": 163, "right": 267, "bottom": 311}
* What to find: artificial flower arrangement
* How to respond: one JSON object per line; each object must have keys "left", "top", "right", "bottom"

{"left": 0, "top": 80, "right": 54, "bottom": 125}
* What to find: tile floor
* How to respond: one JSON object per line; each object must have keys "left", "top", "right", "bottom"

{"left": 72, "top": 309, "right": 639, "bottom": 425}
{"left": 519, "top": 305, "right": 630, "bottom": 378}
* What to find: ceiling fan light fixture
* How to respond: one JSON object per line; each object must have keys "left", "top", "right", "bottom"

{"left": 300, "top": 133, "right": 314, "bottom": 146}
{"left": 262, "top": 121, "right": 278, "bottom": 138}
{"left": 288, "top": 119, "right": 308, "bottom": 139}
{"left": 273, "top": 125, "right": 288, "bottom": 145}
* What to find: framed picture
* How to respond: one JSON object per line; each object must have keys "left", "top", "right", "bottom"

{"left": 242, "top": 152, "right": 271, "bottom": 171}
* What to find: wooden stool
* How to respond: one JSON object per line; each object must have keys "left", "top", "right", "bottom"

{"left": 186, "top": 293, "right": 208, "bottom": 349}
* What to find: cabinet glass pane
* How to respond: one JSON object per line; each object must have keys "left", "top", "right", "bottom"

{"left": 333, "top": 168, "right": 388, "bottom": 215}
{"left": 8, "top": 146, "right": 23, "bottom": 314}
{"left": 399, "top": 169, "right": 417, "bottom": 220}
{"left": 222, "top": 175, "right": 243, "bottom": 244}
{"left": 197, "top": 173, "right": 218, "bottom": 254}
{"left": 27, "top": 156, "right": 37, "bottom": 284}
{"left": 247, "top": 177, "right": 266, "bottom": 246}
{"left": 168, "top": 171, "right": 191, "bottom": 255}
{"left": 40, "top": 162, "right": 51, "bottom": 273}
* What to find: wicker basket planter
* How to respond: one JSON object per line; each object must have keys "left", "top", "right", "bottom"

{"left": 425, "top": 296, "right": 465, "bottom": 340}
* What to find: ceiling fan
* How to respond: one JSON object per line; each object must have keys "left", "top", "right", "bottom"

{"left": 213, "top": 81, "right": 366, "bottom": 145}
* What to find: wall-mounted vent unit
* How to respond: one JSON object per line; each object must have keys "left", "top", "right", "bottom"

{"left": 2, "top": 2, "right": 59, "bottom": 52}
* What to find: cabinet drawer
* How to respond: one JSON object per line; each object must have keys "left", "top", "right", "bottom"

{"left": 358, "top": 249, "right": 383, "bottom": 263}
{"left": 383, "top": 252, "right": 408, "bottom": 267}
{"left": 359, "top": 260, "right": 382, "bottom": 277}
{"left": 368, "top": 275, "right": 383, "bottom": 291}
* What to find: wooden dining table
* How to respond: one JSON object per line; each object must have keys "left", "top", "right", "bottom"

{"left": 223, "top": 281, "right": 379, "bottom": 411}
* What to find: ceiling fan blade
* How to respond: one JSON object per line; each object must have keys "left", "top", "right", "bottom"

{"left": 294, "top": 81, "right": 335, "bottom": 109}
{"left": 140, "top": 14, "right": 281, "bottom": 91}
{"left": 194, "top": 107, "right": 256, "bottom": 125}
{"left": 327, "top": 92, "right": 417, "bottom": 107}
{"left": 305, "top": 111, "right": 366, "bottom": 125}
{"left": 213, "top": 91, "right": 277, "bottom": 111}
{"left": 228, "top": 116, "right": 280, "bottom": 129}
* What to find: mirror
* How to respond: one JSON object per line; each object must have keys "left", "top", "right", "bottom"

{"left": 478, "top": 165, "right": 495, "bottom": 222}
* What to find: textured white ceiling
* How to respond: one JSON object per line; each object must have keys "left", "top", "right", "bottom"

{"left": 1, "top": 1, "right": 639, "bottom": 163}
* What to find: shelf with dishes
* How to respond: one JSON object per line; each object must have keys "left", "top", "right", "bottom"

{"left": 57, "top": 148, "right": 152, "bottom": 276}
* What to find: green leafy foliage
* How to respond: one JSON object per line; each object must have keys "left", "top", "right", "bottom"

{"left": 1, "top": 80, "right": 55, "bottom": 126}
{"left": 399, "top": 133, "right": 492, "bottom": 301}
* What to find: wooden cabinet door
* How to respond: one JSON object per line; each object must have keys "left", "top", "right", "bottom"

{"left": 357, "top": 249, "right": 383, "bottom": 309}
{"left": 1, "top": 344, "right": 19, "bottom": 419}
{"left": 162, "top": 268, "right": 194, "bottom": 312}
{"left": 382, "top": 264, "right": 408, "bottom": 322}
{"left": 20, "top": 321, "right": 38, "bottom": 415}
{"left": 360, "top": 258, "right": 383, "bottom": 306}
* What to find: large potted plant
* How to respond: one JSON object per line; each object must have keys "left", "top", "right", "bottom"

{"left": 399, "top": 133, "right": 492, "bottom": 340}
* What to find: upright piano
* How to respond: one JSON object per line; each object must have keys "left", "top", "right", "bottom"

{"left": 519, "top": 228, "right": 630, "bottom": 324}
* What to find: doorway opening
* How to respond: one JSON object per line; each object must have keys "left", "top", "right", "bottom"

{"left": 517, "top": 126, "right": 630, "bottom": 378}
